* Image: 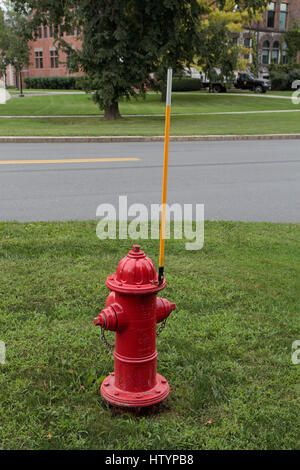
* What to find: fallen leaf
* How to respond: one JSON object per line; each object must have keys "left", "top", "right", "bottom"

{"left": 46, "top": 434, "right": 53, "bottom": 439}
{"left": 204, "top": 419, "right": 213, "bottom": 426}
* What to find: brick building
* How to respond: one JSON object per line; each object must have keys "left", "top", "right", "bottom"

{"left": 241, "top": 0, "right": 300, "bottom": 77}
{"left": 5, "top": 23, "right": 83, "bottom": 87}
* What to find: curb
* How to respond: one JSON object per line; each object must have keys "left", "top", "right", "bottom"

{"left": 0, "top": 134, "right": 300, "bottom": 144}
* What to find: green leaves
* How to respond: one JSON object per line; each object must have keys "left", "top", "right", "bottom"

{"left": 284, "top": 23, "right": 300, "bottom": 65}
{"left": 0, "top": 5, "right": 31, "bottom": 72}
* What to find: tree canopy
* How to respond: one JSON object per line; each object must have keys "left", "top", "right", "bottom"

{"left": 12, "top": 0, "right": 268, "bottom": 118}
{"left": 0, "top": 2, "right": 32, "bottom": 86}
{"left": 196, "top": 1, "right": 266, "bottom": 89}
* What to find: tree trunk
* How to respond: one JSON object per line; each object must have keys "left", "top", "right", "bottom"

{"left": 104, "top": 102, "right": 121, "bottom": 120}
{"left": 160, "top": 83, "right": 167, "bottom": 102}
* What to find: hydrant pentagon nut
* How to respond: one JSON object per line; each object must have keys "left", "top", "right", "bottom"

{"left": 94, "top": 245, "right": 176, "bottom": 408}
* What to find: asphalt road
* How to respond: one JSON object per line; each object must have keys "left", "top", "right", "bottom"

{"left": 0, "top": 140, "right": 299, "bottom": 223}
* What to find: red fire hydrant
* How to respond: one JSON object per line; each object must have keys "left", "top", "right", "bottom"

{"left": 94, "top": 245, "right": 176, "bottom": 407}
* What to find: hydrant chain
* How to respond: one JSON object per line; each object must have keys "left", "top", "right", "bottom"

{"left": 156, "top": 318, "right": 167, "bottom": 337}
{"left": 100, "top": 328, "right": 115, "bottom": 350}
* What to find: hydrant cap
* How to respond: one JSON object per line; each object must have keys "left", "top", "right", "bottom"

{"left": 106, "top": 245, "right": 166, "bottom": 294}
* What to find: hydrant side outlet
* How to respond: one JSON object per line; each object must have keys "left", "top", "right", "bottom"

{"left": 94, "top": 245, "right": 176, "bottom": 408}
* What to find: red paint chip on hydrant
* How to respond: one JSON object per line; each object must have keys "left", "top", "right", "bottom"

{"left": 94, "top": 245, "right": 176, "bottom": 408}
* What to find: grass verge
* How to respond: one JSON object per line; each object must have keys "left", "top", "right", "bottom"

{"left": 0, "top": 221, "right": 299, "bottom": 450}
{"left": 0, "top": 92, "right": 298, "bottom": 117}
{"left": 1, "top": 112, "right": 300, "bottom": 136}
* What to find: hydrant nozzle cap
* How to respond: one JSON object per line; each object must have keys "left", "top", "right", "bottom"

{"left": 94, "top": 314, "right": 105, "bottom": 328}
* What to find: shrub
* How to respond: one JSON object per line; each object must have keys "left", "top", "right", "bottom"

{"left": 152, "top": 77, "right": 202, "bottom": 93}
{"left": 172, "top": 78, "right": 202, "bottom": 92}
{"left": 269, "top": 70, "right": 290, "bottom": 91}
{"left": 74, "top": 76, "right": 90, "bottom": 91}
{"left": 23, "top": 76, "right": 85, "bottom": 90}
{"left": 288, "top": 69, "right": 300, "bottom": 86}
{"left": 269, "top": 65, "right": 300, "bottom": 90}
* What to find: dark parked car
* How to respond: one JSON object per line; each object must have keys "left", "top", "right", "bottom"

{"left": 234, "top": 72, "right": 271, "bottom": 93}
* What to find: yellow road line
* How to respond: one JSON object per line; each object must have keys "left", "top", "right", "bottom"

{"left": 0, "top": 157, "right": 140, "bottom": 165}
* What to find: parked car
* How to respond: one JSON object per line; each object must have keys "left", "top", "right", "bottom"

{"left": 234, "top": 72, "right": 271, "bottom": 93}
{"left": 182, "top": 68, "right": 271, "bottom": 94}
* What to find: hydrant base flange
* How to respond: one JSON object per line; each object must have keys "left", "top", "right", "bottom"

{"left": 101, "top": 373, "right": 170, "bottom": 408}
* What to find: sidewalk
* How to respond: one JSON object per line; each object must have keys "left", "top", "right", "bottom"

{"left": 11, "top": 91, "right": 85, "bottom": 97}
{"left": 1, "top": 108, "right": 300, "bottom": 119}
{"left": 11, "top": 91, "right": 293, "bottom": 99}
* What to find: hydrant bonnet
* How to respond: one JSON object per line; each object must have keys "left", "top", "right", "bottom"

{"left": 106, "top": 244, "right": 166, "bottom": 294}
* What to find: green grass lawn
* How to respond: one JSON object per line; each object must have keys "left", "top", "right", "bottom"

{"left": 1, "top": 92, "right": 299, "bottom": 136}
{"left": 0, "top": 92, "right": 298, "bottom": 117}
{"left": 0, "top": 221, "right": 299, "bottom": 450}
{"left": 1, "top": 112, "right": 300, "bottom": 136}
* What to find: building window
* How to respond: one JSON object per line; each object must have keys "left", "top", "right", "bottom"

{"left": 44, "top": 26, "right": 48, "bottom": 38}
{"left": 66, "top": 50, "right": 72, "bottom": 68}
{"left": 50, "top": 50, "right": 59, "bottom": 68}
{"left": 37, "top": 26, "right": 42, "bottom": 39}
{"left": 243, "top": 37, "right": 251, "bottom": 60}
{"left": 271, "top": 41, "right": 280, "bottom": 64}
{"left": 282, "top": 42, "right": 288, "bottom": 64}
{"left": 35, "top": 51, "right": 43, "bottom": 69}
{"left": 60, "top": 23, "right": 64, "bottom": 37}
{"left": 279, "top": 3, "right": 288, "bottom": 30}
{"left": 77, "top": 26, "right": 82, "bottom": 36}
{"left": 262, "top": 40, "right": 270, "bottom": 64}
{"left": 51, "top": 24, "right": 58, "bottom": 37}
{"left": 267, "top": 2, "right": 276, "bottom": 28}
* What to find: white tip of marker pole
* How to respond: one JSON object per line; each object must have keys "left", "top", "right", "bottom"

{"left": 166, "top": 68, "right": 173, "bottom": 107}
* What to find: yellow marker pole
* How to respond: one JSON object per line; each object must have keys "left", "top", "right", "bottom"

{"left": 159, "top": 68, "right": 173, "bottom": 284}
